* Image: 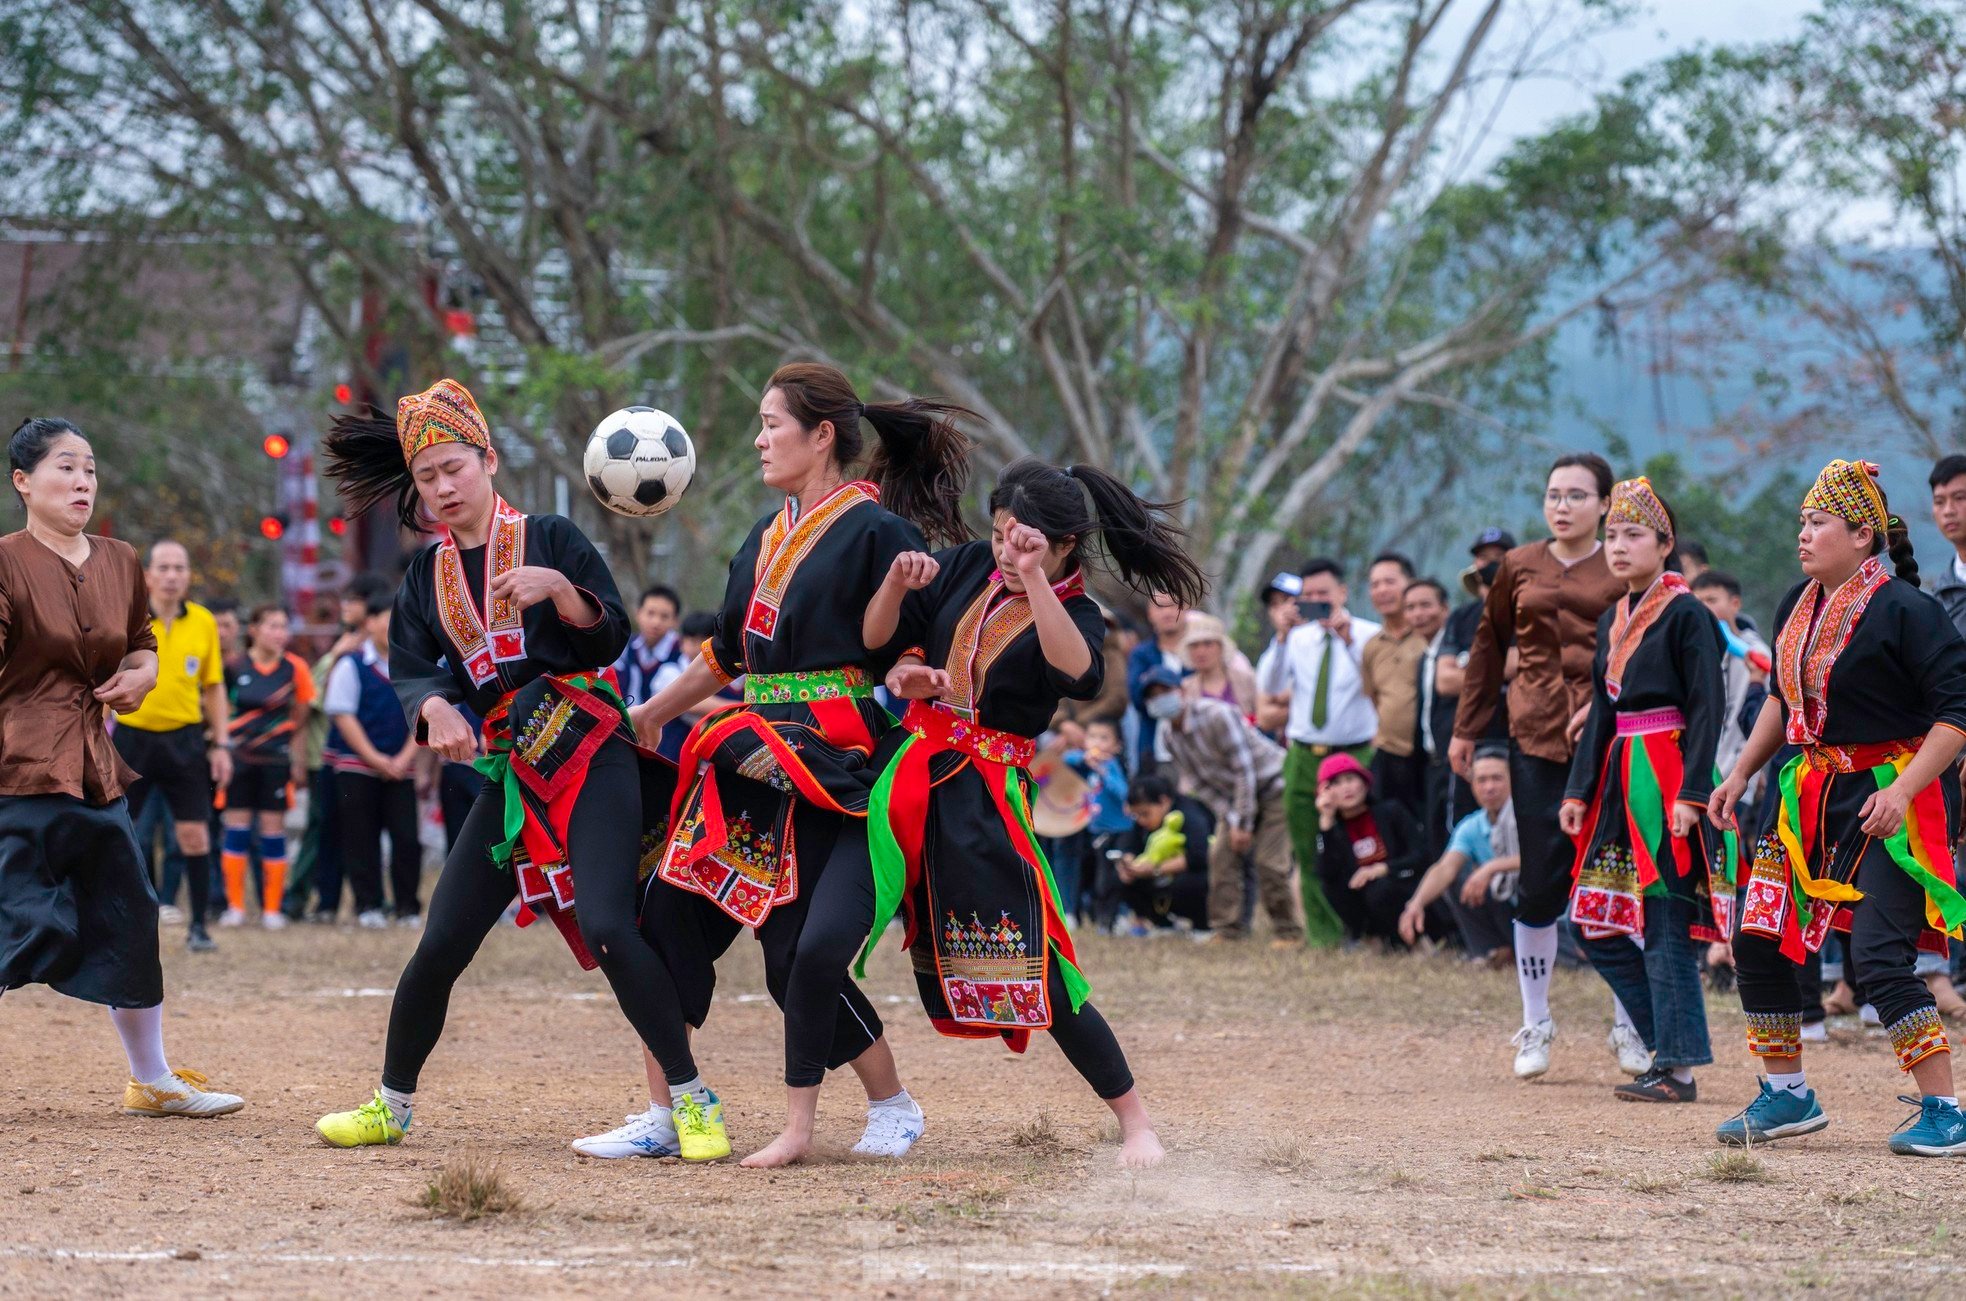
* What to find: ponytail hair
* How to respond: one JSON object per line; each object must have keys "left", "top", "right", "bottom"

{"left": 1879, "top": 513, "right": 1921, "bottom": 587}
{"left": 765, "top": 362, "right": 973, "bottom": 546}
{"left": 323, "top": 407, "right": 428, "bottom": 533}
{"left": 9, "top": 417, "right": 85, "bottom": 496}
{"left": 987, "top": 458, "right": 1208, "bottom": 608}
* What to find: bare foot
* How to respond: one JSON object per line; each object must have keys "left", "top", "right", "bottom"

{"left": 740, "top": 1130, "right": 813, "bottom": 1169}
{"left": 1117, "top": 1127, "right": 1166, "bottom": 1169}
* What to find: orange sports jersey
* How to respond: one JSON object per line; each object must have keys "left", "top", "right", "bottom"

{"left": 227, "top": 652, "right": 317, "bottom": 766}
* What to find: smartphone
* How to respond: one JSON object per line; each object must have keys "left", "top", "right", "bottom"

{"left": 1296, "top": 599, "right": 1333, "bottom": 623}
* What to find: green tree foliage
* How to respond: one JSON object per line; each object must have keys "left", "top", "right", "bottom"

{"left": 1, "top": 1, "right": 1780, "bottom": 607}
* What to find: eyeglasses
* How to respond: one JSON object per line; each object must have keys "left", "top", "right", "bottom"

{"left": 1543, "top": 490, "right": 1598, "bottom": 506}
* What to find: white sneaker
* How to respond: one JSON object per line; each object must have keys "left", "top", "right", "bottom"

{"left": 1609, "top": 1023, "right": 1652, "bottom": 1077}
{"left": 158, "top": 905, "right": 185, "bottom": 925}
{"left": 357, "top": 910, "right": 390, "bottom": 929}
{"left": 261, "top": 912, "right": 289, "bottom": 931}
{"left": 218, "top": 908, "right": 248, "bottom": 928}
{"left": 122, "top": 1069, "right": 245, "bottom": 1118}
{"left": 852, "top": 1094, "right": 926, "bottom": 1157}
{"left": 1860, "top": 1003, "right": 1882, "bottom": 1028}
{"left": 1511, "top": 1020, "right": 1556, "bottom": 1080}
{"left": 571, "top": 1106, "right": 678, "bottom": 1158}
{"left": 396, "top": 914, "right": 423, "bottom": 931}
{"left": 1800, "top": 1019, "right": 1829, "bottom": 1043}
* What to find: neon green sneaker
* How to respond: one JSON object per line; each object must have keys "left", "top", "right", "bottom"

{"left": 316, "top": 1090, "right": 407, "bottom": 1147}
{"left": 673, "top": 1091, "right": 731, "bottom": 1162}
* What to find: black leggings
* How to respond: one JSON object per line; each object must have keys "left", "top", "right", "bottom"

{"left": 641, "top": 801, "right": 886, "bottom": 1088}
{"left": 1014, "top": 965, "right": 1134, "bottom": 1100}
{"left": 381, "top": 737, "right": 697, "bottom": 1092}
{"left": 1511, "top": 747, "right": 1576, "bottom": 928}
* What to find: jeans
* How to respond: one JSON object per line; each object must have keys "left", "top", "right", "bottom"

{"left": 1041, "top": 832, "right": 1086, "bottom": 924}
{"left": 135, "top": 787, "right": 187, "bottom": 905}
{"left": 1583, "top": 895, "right": 1712, "bottom": 1069}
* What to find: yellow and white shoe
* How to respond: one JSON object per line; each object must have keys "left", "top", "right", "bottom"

{"left": 316, "top": 1090, "right": 407, "bottom": 1147}
{"left": 122, "top": 1069, "right": 245, "bottom": 1118}
{"left": 674, "top": 1091, "right": 731, "bottom": 1162}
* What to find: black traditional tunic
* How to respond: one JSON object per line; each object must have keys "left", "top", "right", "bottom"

{"left": 1740, "top": 565, "right": 1966, "bottom": 964}
{"left": 1564, "top": 577, "right": 1737, "bottom": 941}
{"left": 388, "top": 507, "right": 638, "bottom": 966}
{"left": 657, "top": 481, "right": 923, "bottom": 926}
{"left": 860, "top": 540, "right": 1105, "bottom": 1048}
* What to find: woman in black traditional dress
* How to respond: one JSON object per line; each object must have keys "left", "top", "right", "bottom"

{"left": 311, "top": 379, "right": 709, "bottom": 1154}
{"left": 627, "top": 362, "right": 972, "bottom": 1168}
{"left": 0, "top": 418, "right": 243, "bottom": 1119}
{"left": 1710, "top": 459, "right": 1966, "bottom": 1156}
{"left": 1558, "top": 476, "right": 1733, "bottom": 1104}
{"left": 858, "top": 459, "right": 1204, "bottom": 1168}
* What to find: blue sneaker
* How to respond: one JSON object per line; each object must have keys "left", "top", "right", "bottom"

{"left": 1888, "top": 1095, "right": 1966, "bottom": 1157}
{"left": 1714, "top": 1078, "right": 1829, "bottom": 1147}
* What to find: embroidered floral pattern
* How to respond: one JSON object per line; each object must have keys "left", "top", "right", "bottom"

{"left": 434, "top": 498, "right": 527, "bottom": 687}
{"left": 1604, "top": 572, "right": 1689, "bottom": 702}
{"left": 941, "top": 570, "right": 1086, "bottom": 716}
{"left": 1570, "top": 844, "right": 1643, "bottom": 937}
{"left": 1773, "top": 554, "right": 1889, "bottom": 746}
{"left": 1888, "top": 1005, "right": 1949, "bottom": 1072}
{"left": 745, "top": 481, "right": 879, "bottom": 641}
{"left": 515, "top": 693, "right": 576, "bottom": 768}
{"left": 1801, "top": 458, "right": 1888, "bottom": 534}
{"left": 397, "top": 377, "right": 492, "bottom": 462}
{"left": 902, "top": 701, "right": 1037, "bottom": 766}
{"left": 743, "top": 666, "right": 874, "bottom": 705}
{"left": 1745, "top": 1011, "right": 1802, "bottom": 1058}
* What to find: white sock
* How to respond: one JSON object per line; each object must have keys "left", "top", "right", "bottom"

{"left": 870, "top": 1088, "right": 921, "bottom": 1114}
{"left": 1767, "top": 1070, "right": 1807, "bottom": 1097}
{"left": 379, "top": 1084, "right": 414, "bottom": 1126}
{"left": 1670, "top": 1066, "right": 1694, "bottom": 1085}
{"left": 1933, "top": 1095, "right": 1960, "bottom": 1108}
{"left": 1514, "top": 922, "right": 1559, "bottom": 1028}
{"left": 1611, "top": 993, "right": 1636, "bottom": 1034}
{"left": 667, "top": 1075, "right": 707, "bottom": 1105}
{"left": 108, "top": 1005, "right": 170, "bottom": 1083}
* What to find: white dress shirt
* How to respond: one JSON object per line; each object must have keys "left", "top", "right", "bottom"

{"left": 1255, "top": 615, "right": 1382, "bottom": 748}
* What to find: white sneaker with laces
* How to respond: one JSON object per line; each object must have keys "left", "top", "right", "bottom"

{"left": 572, "top": 1106, "right": 678, "bottom": 1158}
{"left": 1800, "top": 1020, "right": 1829, "bottom": 1043}
{"left": 1511, "top": 1019, "right": 1556, "bottom": 1080}
{"left": 357, "top": 910, "right": 390, "bottom": 929}
{"left": 1609, "top": 1023, "right": 1652, "bottom": 1077}
{"left": 123, "top": 1069, "right": 245, "bottom": 1118}
{"left": 853, "top": 1095, "right": 926, "bottom": 1157}
{"left": 218, "top": 908, "right": 248, "bottom": 928}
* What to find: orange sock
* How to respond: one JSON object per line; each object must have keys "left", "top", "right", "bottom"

{"left": 220, "top": 828, "right": 250, "bottom": 913}
{"left": 258, "top": 834, "right": 289, "bottom": 916}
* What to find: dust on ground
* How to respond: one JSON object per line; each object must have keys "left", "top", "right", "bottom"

{"left": 3, "top": 915, "right": 1964, "bottom": 1298}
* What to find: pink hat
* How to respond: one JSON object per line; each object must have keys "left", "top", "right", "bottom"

{"left": 1317, "top": 752, "right": 1372, "bottom": 786}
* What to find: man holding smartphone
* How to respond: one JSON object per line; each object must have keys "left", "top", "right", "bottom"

{"left": 1255, "top": 557, "right": 1381, "bottom": 948}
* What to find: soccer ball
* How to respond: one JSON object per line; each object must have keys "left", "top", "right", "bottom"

{"left": 584, "top": 406, "right": 695, "bottom": 518}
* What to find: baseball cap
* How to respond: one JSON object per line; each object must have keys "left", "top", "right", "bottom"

{"left": 1469, "top": 527, "right": 1516, "bottom": 554}
{"left": 1263, "top": 571, "right": 1303, "bottom": 600}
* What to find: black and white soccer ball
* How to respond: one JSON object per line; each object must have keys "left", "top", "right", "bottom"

{"left": 584, "top": 406, "right": 695, "bottom": 518}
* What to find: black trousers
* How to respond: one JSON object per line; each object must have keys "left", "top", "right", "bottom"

{"left": 1120, "top": 870, "right": 1208, "bottom": 930}
{"left": 381, "top": 737, "right": 697, "bottom": 1092}
{"left": 1371, "top": 748, "right": 1428, "bottom": 828}
{"left": 337, "top": 771, "right": 422, "bottom": 917}
{"left": 641, "top": 800, "right": 887, "bottom": 1089}
{"left": 1736, "top": 842, "right": 1936, "bottom": 1035}
{"left": 1510, "top": 746, "right": 1575, "bottom": 928}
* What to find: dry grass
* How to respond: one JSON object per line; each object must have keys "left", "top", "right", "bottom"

{"left": 418, "top": 1154, "right": 523, "bottom": 1222}
{"left": 1257, "top": 1135, "right": 1312, "bottom": 1174}
{"left": 1626, "top": 1172, "right": 1682, "bottom": 1194}
{"left": 1703, "top": 1152, "right": 1775, "bottom": 1184}
{"left": 1821, "top": 1186, "right": 1877, "bottom": 1207}
{"left": 1010, "top": 1112, "right": 1062, "bottom": 1151}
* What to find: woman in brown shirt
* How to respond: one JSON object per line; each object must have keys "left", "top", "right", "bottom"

{"left": 1448, "top": 452, "right": 1630, "bottom": 1084}
{"left": 0, "top": 418, "right": 243, "bottom": 1119}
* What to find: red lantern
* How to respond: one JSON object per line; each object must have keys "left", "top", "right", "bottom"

{"left": 259, "top": 516, "right": 285, "bottom": 540}
{"left": 262, "top": 434, "right": 291, "bottom": 459}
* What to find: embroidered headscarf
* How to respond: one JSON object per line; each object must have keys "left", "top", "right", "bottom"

{"left": 1606, "top": 476, "right": 1672, "bottom": 537}
{"left": 398, "top": 378, "right": 492, "bottom": 465}
{"left": 1801, "top": 459, "right": 1888, "bottom": 536}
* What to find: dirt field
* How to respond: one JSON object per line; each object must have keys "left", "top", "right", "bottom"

{"left": 4, "top": 916, "right": 1965, "bottom": 1298}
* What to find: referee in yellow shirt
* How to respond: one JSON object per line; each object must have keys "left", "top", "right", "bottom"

{"left": 114, "top": 541, "right": 232, "bottom": 952}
